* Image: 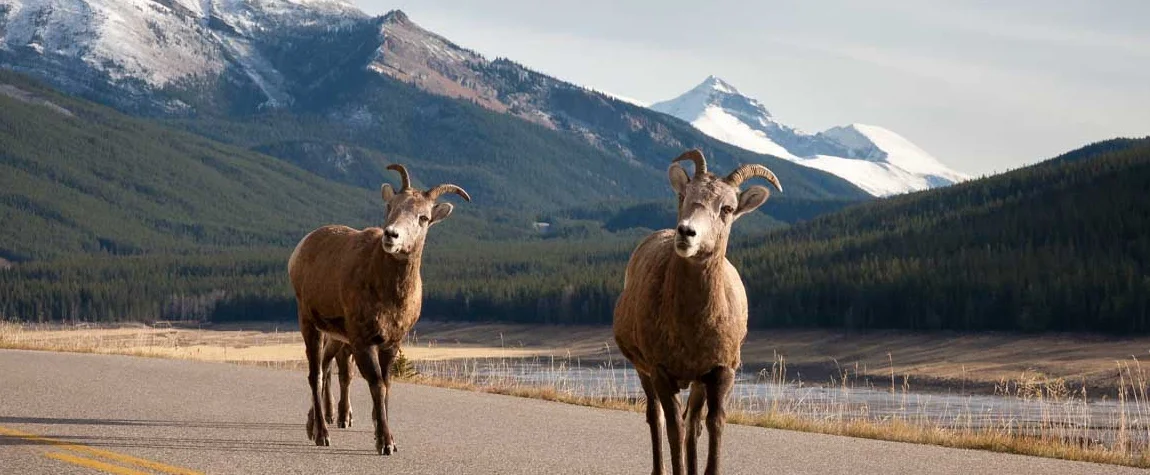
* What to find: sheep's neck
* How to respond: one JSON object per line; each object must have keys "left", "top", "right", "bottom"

{"left": 666, "top": 252, "right": 729, "bottom": 320}
{"left": 366, "top": 245, "right": 423, "bottom": 309}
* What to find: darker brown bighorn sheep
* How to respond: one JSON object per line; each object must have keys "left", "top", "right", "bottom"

{"left": 613, "top": 149, "right": 782, "bottom": 475}
{"left": 288, "top": 164, "right": 470, "bottom": 454}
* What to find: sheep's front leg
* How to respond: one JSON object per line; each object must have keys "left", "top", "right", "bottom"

{"left": 638, "top": 373, "right": 665, "bottom": 475}
{"left": 702, "top": 367, "right": 735, "bottom": 475}
{"left": 684, "top": 382, "right": 706, "bottom": 475}
{"left": 654, "top": 374, "right": 685, "bottom": 475}
{"left": 336, "top": 347, "right": 354, "bottom": 428}
{"left": 302, "top": 325, "right": 330, "bottom": 446}
{"left": 354, "top": 343, "right": 396, "bottom": 455}
{"left": 378, "top": 346, "right": 398, "bottom": 452}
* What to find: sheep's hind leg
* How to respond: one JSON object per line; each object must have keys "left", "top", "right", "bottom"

{"left": 336, "top": 345, "right": 354, "bottom": 428}
{"left": 321, "top": 339, "right": 337, "bottom": 425}
{"left": 654, "top": 373, "right": 685, "bottom": 475}
{"left": 702, "top": 367, "right": 735, "bottom": 475}
{"left": 302, "top": 324, "right": 330, "bottom": 446}
{"left": 639, "top": 373, "right": 665, "bottom": 475}
{"left": 684, "top": 382, "right": 706, "bottom": 475}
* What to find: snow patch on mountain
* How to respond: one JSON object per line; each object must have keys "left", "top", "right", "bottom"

{"left": 212, "top": 32, "right": 290, "bottom": 107}
{"left": 690, "top": 105, "right": 799, "bottom": 160}
{"left": 820, "top": 124, "right": 966, "bottom": 183}
{"left": 595, "top": 89, "right": 646, "bottom": 107}
{"left": 2, "top": 0, "right": 225, "bottom": 85}
{"left": 802, "top": 155, "right": 927, "bottom": 197}
{"left": 651, "top": 76, "right": 968, "bottom": 196}
{"left": 0, "top": 82, "right": 75, "bottom": 116}
{"left": 0, "top": 0, "right": 364, "bottom": 94}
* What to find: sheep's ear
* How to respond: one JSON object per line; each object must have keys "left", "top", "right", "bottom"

{"left": 669, "top": 164, "right": 690, "bottom": 195}
{"left": 429, "top": 202, "right": 454, "bottom": 225}
{"left": 381, "top": 183, "right": 396, "bottom": 202}
{"left": 734, "top": 185, "right": 770, "bottom": 218}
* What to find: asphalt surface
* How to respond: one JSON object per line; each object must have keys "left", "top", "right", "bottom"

{"left": 0, "top": 349, "right": 1141, "bottom": 475}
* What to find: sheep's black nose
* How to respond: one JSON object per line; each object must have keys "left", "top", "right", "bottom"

{"left": 384, "top": 228, "right": 400, "bottom": 239}
{"left": 676, "top": 225, "right": 696, "bottom": 238}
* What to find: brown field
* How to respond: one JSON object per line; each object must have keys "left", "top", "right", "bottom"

{"left": 2, "top": 320, "right": 1148, "bottom": 395}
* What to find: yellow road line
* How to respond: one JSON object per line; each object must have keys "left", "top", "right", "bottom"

{"left": 0, "top": 425, "right": 204, "bottom": 475}
{"left": 43, "top": 451, "right": 153, "bottom": 475}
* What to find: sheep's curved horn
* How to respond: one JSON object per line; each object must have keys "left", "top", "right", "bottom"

{"left": 671, "top": 149, "right": 707, "bottom": 178}
{"left": 425, "top": 184, "right": 472, "bottom": 202}
{"left": 725, "top": 164, "right": 783, "bottom": 192}
{"left": 387, "top": 164, "right": 412, "bottom": 191}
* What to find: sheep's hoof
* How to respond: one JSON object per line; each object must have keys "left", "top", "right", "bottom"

{"left": 378, "top": 443, "right": 397, "bottom": 456}
{"left": 338, "top": 417, "right": 352, "bottom": 429}
{"left": 325, "top": 414, "right": 335, "bottom": 425}
{"left": 315, "top": 435, "right": 330, "bottom": 447}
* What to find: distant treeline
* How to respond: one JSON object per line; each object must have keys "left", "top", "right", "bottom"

{"left": 0, "top": 243, "right": 628, "bottom": 325}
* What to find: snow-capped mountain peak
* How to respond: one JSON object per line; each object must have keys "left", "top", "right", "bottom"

{"left": 652, "top": 75, "right": 803, "bottom": 161}
{"left": 652, "top": 76, "right": 968, "bottom": 196}
{"left": 654, "top": 74, "right": 774, "bottom": 121}
{"left": 701, "top": 74, "right": 739, "bottom": 94}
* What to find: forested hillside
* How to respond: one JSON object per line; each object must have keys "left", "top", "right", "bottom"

{"left": 735, "top": 138, "right": 1150, "bottom": 332}
{"left": 0, "top": 73, "right": 377, "bottom": 261}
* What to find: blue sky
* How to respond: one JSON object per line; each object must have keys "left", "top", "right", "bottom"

{"left": 355, "top": 0, "right": 1150, "bottom": 176}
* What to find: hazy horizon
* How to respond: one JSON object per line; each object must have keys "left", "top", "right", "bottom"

{"left": 355, "top": 0, "right": 1150, "bottom": 176}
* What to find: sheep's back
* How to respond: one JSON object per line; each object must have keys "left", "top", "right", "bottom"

{"left": 289, "top": 225, "right": 376, "bottom": 319}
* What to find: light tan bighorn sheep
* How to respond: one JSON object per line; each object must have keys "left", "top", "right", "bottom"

{"left": 613, "top": 149, "right": 782, "bottom": 475}
{"left": 288, "top": 164, "right": 470, "bottom": 454}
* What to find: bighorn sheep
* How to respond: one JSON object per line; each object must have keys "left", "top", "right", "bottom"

{"left": 288, "top": 164, "right": 470, "bottom": 454}
{"left": 613, "top": 150, "right": 782, "bottom": 475}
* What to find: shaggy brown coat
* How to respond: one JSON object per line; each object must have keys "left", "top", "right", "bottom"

{"left": 288, "top": 164, "right": 468, "bottom": 454}
{"left": 613, "top": 230, "right": 748, "bottom": 382}
{"left": 613, "top": 149, "right": 781, "bottom": 475}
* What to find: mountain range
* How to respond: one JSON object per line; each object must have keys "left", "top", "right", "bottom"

{"left": 0, "top": 0, "right": 869, "bottom": 212}
{"left": 651, "top": 76, "right": 969, "bottom": 196}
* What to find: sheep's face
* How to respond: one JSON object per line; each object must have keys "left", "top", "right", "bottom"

{"left": 379, "top": 186, "right": 454, "bottom": 259}
{"left": 669, "top": 166, "right": 770, "bottom": 260}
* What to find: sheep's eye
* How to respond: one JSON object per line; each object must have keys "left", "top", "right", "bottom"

{"left": 721, "top": 205, "right": 734, "bottom": 216}
{"left": 418, "top": 215, "right": 430, "bottom": 225}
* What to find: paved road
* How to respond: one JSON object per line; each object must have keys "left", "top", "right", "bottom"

{"left": 0, "top": 350, "right": 1140, "bottom": 475}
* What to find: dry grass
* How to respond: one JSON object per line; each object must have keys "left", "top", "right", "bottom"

{"left": 3, "top": 321, "right": 1150, "bottom": 467}
{"left": 0, "top": 321, "right": 544, "bottom": 362}
{"left": 406, "top": 353, "right": 1150, "bottom": 468}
